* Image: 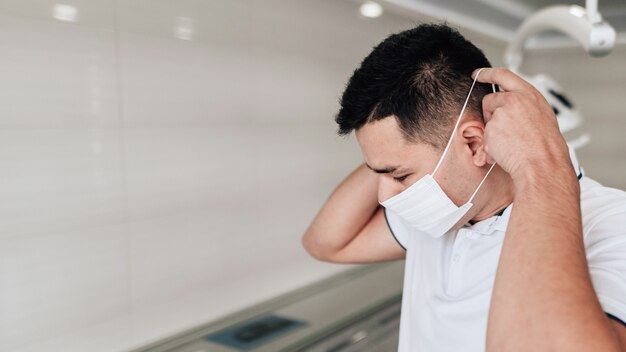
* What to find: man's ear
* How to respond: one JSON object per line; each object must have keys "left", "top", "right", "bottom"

{"left": 459, "top": 121, "right": 488, "bottom": 167}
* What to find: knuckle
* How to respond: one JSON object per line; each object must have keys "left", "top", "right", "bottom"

{"left": 492, "top": 107, "right": 505, "bottom": 120}
{"left": 498, "top": 67, "right": 512, "bottom": 79}
{"left": 482, "top": 93, "right": 492, "bottom": 105}
{"left": 503, "top": 93, "right": 517, "bottom": 104}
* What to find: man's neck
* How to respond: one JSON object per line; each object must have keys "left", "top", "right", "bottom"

{"left": 470, "top": 167, "right": 515, "bottom": 223}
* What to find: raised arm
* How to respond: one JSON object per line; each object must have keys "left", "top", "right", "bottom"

{"left": 301, "top": 163, "right": 406, "bottom": 264}
{"left": 474, "top": 67, "right": 623, "bottom": 351}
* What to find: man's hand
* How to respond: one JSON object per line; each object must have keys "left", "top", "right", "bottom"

{"left": 472, "top": 67, "right": 576, "bottom": 186}
{"left": 472, "top": 67, "right": 623, "bottom": 352}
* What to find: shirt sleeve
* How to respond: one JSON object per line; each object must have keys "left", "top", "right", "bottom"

{"left": 383, "top": 207, "right": 411, "bottom": 251}
{"left": 585, "top": 210, "right": 626, "bottom": 325}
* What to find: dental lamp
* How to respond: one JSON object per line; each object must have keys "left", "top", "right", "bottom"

{"left": 504, "top": 0, "right": 615, "bottom": 149}
{"left": 505, "top": 0, "right": 616, "bottom": 72}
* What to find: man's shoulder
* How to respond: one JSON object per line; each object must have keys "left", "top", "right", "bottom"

{"left": 580, "top": 176, "right": 626, "bottom": 234}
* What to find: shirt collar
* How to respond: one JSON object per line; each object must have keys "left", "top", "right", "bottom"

{"left": 461, "top": 203, "right": 513, "bottom": 236}
{"left": 459, "top": 144, "right": 582, "bottom": 237}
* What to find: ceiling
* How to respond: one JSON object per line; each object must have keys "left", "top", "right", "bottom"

{"left": 378, "top": 0, "right": 626, "bottom": 48}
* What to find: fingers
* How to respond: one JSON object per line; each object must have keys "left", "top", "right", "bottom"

{"left": 481, "top": 92, "right": 508, "bottom": 123}
{"left": 472, "top": 67, "right": 532, "bottom": 92}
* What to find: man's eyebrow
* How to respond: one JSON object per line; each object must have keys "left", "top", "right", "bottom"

{"left": 365, "top": 163, "right": 406, "bottom": 174}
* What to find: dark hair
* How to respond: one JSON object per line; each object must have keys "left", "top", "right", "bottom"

{"left": 335, "top": 22, "right": 494, "bottom": 149}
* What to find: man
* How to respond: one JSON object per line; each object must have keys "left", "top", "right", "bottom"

{"left": 301, "top": 23, "right": 626, "bottom": 351}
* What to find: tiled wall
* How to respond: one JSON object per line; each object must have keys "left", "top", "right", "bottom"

{"left": 0, "top": 1, "right": 422, "bottom": 351}
{"left": 5, "top": 1, "right": 622, "bottom": 352}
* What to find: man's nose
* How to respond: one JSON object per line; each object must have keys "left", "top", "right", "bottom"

{"left": 377, "top": 175, "right": 403, "bottom": 203}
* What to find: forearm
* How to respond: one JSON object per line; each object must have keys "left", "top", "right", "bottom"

{"left": 302, "top": 163, "right": 379, "bottom": 258}
{"left": 486, "top": 164, "right": 621, "bottom": 351}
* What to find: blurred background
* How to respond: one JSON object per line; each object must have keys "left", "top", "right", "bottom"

{"left": 0, "top": 0, "right": 624, "bottom": 351}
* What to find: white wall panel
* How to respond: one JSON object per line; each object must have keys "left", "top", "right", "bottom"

{"left": 0, "top": 2, "right": 130, "bottom": 351}
{"left": 0, "top": 1, "right": 525, "bottom": 351}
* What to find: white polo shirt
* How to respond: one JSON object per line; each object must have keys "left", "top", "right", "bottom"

{"left": 384, "top": 148, "right": 626, "bottom": 352}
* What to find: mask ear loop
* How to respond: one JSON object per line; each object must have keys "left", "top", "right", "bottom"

{"left": 468, "top": 162, "right": 496, "bottom": 203}
{"left": 433, "top": 67, "right": 489, "bottom": 178}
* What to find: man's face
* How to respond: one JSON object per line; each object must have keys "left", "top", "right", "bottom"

{"left": 355, "top": 116, "right": 486, "bottom": 209}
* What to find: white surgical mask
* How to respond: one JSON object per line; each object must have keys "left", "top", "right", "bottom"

{"left": 380, "top": 68, "right": 497, "bottom": 238}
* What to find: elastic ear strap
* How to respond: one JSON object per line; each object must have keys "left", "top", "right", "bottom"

{"left": 433, "top": 67, "right": 487, "bottom": 177}
{"left": 469, "top": 162, "right": 496, "bottom": 203}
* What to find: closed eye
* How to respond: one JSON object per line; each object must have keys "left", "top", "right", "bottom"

{"left": 393, "top": 175, "right": 409, "bottom": 182}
